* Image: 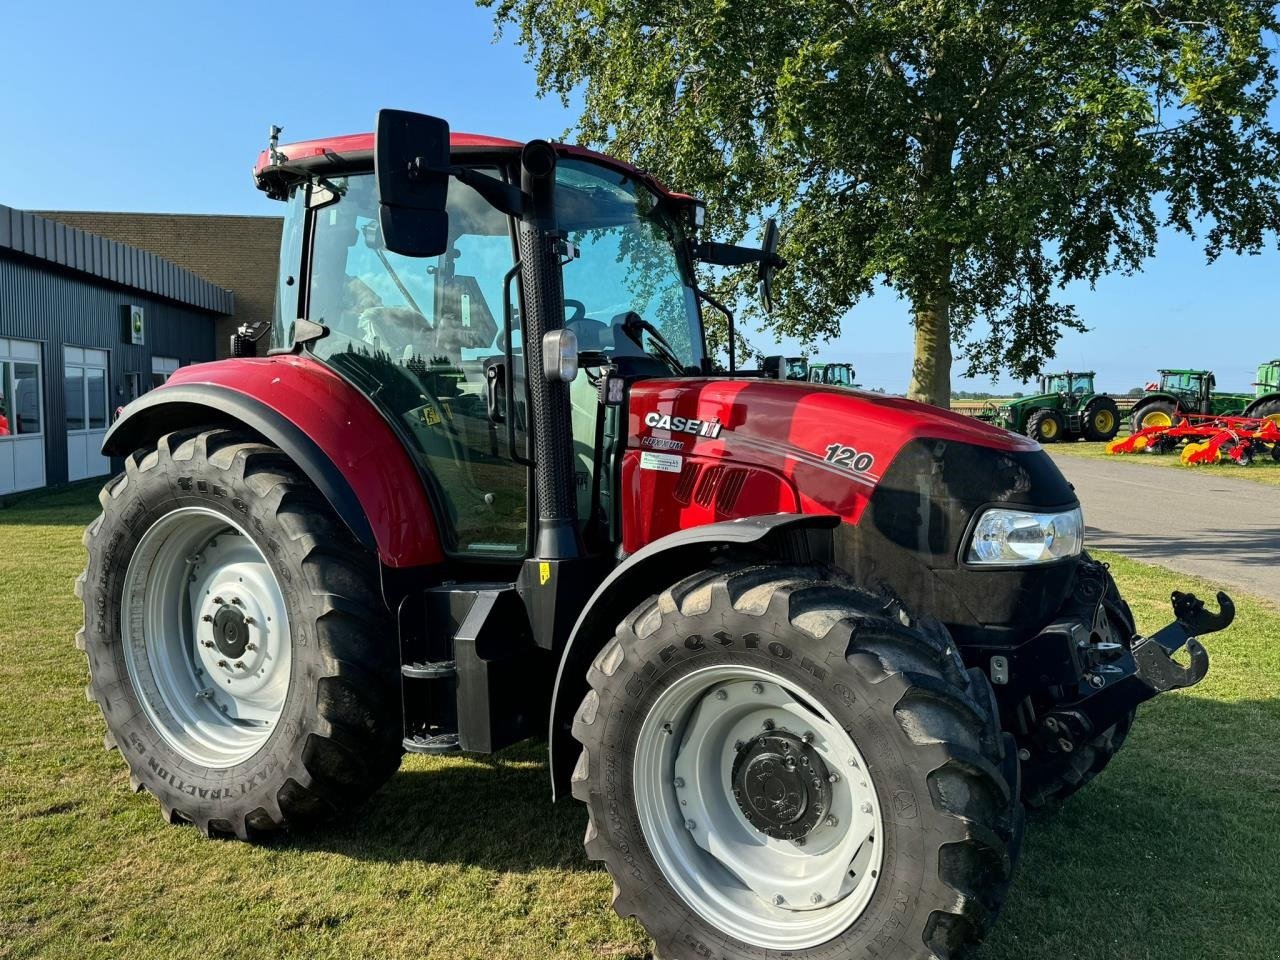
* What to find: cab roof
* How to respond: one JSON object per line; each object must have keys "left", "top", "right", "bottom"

{"left": 253, "top": 131, "right": 694, "bottom": 203}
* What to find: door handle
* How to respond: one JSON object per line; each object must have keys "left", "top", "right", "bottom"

{"left": 485, "top": 360, "right": 506, "bottom": 424}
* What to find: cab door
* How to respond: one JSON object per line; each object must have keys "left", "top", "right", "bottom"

{"left": 300, "top": 171, "right": 530, "bottom": 559}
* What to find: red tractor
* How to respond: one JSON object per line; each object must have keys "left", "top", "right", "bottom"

{"left": 78, "top": 111, "right": 1231, "bottom": 960}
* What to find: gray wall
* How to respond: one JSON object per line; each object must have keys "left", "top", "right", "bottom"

{"left": 0, "top": 254, "right": 218, "bottom": 486}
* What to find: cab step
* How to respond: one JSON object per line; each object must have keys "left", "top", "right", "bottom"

{"left": 402, "top": 660, "right": 457, "bottom": 680}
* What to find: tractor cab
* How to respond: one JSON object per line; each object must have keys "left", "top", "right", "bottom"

{"left": 1156, "top": 369, "right": 1214, "bottom": 408}
{"left": 808, "top": 361, "right": 856, "bottom": 387}
{"left": 1041, "top": 371, "right": 1094, "bottom": 397}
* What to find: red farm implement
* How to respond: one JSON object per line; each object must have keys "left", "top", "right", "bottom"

{"left": 1108, "top": 412, "right": 1280, "bottom": 465}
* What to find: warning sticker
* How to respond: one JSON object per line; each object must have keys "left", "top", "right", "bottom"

{"left": 640, "top": 451, "right": 683, "bottom": 473}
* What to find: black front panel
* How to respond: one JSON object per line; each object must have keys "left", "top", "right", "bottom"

{"left": 836, "top": 438, "right": 1080, "bottom": 646}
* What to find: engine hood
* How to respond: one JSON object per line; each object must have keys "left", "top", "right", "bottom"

{"left": 623, "top": 377, "right": 1081, "bottom": 645}
{"left": 623, "top": 377, "right": 1045, "bottom": 546}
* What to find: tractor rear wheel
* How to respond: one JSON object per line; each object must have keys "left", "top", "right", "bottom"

{"left": 1082, "top": 396, "right": 1121, "bottom": 442}
{"left": 1131, "top": 400, "right": 1178, "bottom": 434}
{"left": 1021, "top": 559, "right": 1136, "bottom": 809}
{"left": 77, "top": 427, "right": 402, "bottom": 840}
{"left": 572, "top": 565, "right": 1022, "bottom": 960}
{"left": 1247, "top": 397, "right": 1280, "bottom": 426}
{"left": 1026, "top": 408, "right": 1065, "bottom": 444}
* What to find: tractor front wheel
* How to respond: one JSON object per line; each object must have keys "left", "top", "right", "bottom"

{"left": 77, "top": 427, "right": 402, "bottom": 839}
{"left": 1026, "top": 408, "right": 1065, "bottom": 444}
{"left": 572, "top": 565, "right": 1022, "bottom": 960}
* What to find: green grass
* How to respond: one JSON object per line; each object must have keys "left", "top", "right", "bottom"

{"left": 2, "top": 487, "right": 1278, "bottom": 959}
{"left": 1048, "top": 438, "right": 1280, "bottom": 486}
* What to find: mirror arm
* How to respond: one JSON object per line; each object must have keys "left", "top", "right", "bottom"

{"left": 694, "top": 241, "right": 765, "bottom": 267}
{"left": 451, "top": 166, "right": 529, "bottom": 218}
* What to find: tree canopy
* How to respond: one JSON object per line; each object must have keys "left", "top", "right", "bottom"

{"left": 482, "top": 0, "right": 1280, "bottom": 404}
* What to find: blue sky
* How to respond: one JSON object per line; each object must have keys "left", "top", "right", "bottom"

{"left": 2, "top": 1, "right": 1275, "bottom": 394}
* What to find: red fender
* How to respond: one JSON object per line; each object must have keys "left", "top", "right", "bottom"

{"left": 110, "top": 355, "right": 443, "bottom": 568}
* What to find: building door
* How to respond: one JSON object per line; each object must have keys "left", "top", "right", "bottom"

{"left": 64, "top": 346, "right": 111, "bottom": 482}
{"left": 0, "top": 338, "right": 46, "bottom": 495}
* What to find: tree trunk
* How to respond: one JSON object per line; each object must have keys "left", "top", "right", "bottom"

{"left": 908, "top": 289, "right": 952, "bottom": 407}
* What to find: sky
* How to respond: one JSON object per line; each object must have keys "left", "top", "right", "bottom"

{"left": 2, "top": 0, "right": 1276, "bottom": 395}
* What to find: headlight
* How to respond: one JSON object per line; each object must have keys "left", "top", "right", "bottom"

{"left": 966, "top": 506, "right": 1084, "bottom": 565}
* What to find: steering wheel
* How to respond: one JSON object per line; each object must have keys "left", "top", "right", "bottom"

{"left": 565, "top": 299, "right": 587, "bottom": 325}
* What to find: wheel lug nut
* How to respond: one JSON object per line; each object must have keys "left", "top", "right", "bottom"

{"left": 762, "top": 719, "right": 775, "bottom": 731}
{"left": 245, "top": 617, "right": 256, "bottom": 626}
{"left": 772, "top": 895, "right": 784, "bottom": 906}
{"left": 714, "top": 689, "right": 728, "bottom": 701}
{"left": 685, "top": 820, "right": 696, "bottom": 831}
{"left": 673, "top": 777, "right": 685, "bottom": 789}
{"left": 234, "top": 661, "right": 247, "bottom": 671}
{"left": 201, "top": 614, "right": 214, "bottom": 623}
{"left": 246, "top": 642, "right": 257, "bottom": 652}
{"left": 201, "top": 640, "right": 214, "bottom": 649}
{"left": 860, "top": 801, "right": 873, "bottom": 814}
{"left": 793, "top": 836, "right": 805, "bottom": 847}
{"left": 802, "top": 731, "right": 814, "bottom": 743}
{"left": 828, "top": 773, "right": 840, "bottom": 784}
{"left": 810, "top": 892, "right": 823, "bottom": 904}
{"left": 661, "top": 723, "right": 673, "bottom": 736}
{"left": 217, "top": 659, "right": 228, "bottom": 668}
{"left": 734, "top": 740, "right": 746, "bottom": 752}
{"left": 213, "top": 596, "right": 225, "bottom": 605}
{"left": 231, "top": 597, "right": 244, "bottom": 607}
{"left": 826, "top": 815, "right": 839, "bottom": 827}
{"left": 752, "top": 682, "right": 764, "bottom": 695}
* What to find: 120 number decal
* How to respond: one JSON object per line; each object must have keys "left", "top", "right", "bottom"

{"left": 823, "top": 444, "right": 875, "bottom": 473}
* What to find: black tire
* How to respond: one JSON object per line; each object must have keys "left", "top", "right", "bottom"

{"left": 1021, "top": 559, "right": 1136, "bottom": 809}
{"left": 1130, "top": 399, "right": 1179, "bottom": 434}
{"left": 1025, "top": 407, "right": 1065, "bottom": 444}
{"left": 1082, "top": 396, "right": 1121, "bottom": 442}
{"left": 1245, "top": 397, "right": 1280, "bottom": 424}
{"left": 571, "top": 564, "right": 1022, "bottom": 960}
{"left": 76, "top": 427, "right": 402, "bottom": 840}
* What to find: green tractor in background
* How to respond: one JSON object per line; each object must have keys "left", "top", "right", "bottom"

{"left": 1129, "top": 362, "right": 1280, "bottom": 431}
{"left": 985, "top": 370, "right": 1121, "bottom": 443}
{"left": 807, "top": 361, "right": 858, "bottom": 388}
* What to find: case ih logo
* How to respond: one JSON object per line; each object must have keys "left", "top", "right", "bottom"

{"left": 643, "top": 411, "right": 724, "bottom": 439}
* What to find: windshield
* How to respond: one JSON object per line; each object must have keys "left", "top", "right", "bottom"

{"left": 826, "top": 365, "right": 853, "bottom": 386}
{"left": 557, "top": 158, "right": 703, "bottom": 373}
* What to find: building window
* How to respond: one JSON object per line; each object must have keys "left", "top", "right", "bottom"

{"left": 64, "top": 347, "right": 109, "bottom": 434}
{"left": 151, "top": 355, "right": 179, "bottom": 389}
{"left": 0, "top": 339, "right": 43, "bottom": 439}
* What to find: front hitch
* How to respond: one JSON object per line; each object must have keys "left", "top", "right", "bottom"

{"left": 1029, "top": 586, "right": 1231, "bottom": 756}
{"left": 1132, "top": 590, "right": 1233, "bottom": 694}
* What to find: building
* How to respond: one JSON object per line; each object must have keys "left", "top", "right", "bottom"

{"left": 39, "top": 212, "right": 282, "bottom": 354}
{"left": 0, "top": 204, "right": 234, "bottom": 496}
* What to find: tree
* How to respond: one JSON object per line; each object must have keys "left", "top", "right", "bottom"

{"left": 481, "top": 0, "right": 1280, "bottom": 405}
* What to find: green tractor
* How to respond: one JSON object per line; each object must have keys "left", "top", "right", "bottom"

{"left": 1129, "top": 362, "right": 1280, "bottom": 432}
{"left": 986, "top": 370, "right": 1121, "bottom": 443}
{"left": 807, "top": 361, "right": 857, "bottom": 388}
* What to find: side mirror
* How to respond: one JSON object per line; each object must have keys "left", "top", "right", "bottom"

{"left": 762, "top": 355, "right": 784, "bottom": 380}
{"left": 375, "top": 109, "right": 451, "bottom": 257}
{"left": 759, "top": 218, "right": 781, "bottom": 313}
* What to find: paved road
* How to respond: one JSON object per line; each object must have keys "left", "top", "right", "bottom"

{"left": 1047, "top": 451, "right": 1280, "bottom": 598}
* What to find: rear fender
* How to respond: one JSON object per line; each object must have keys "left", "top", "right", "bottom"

{"left": 103, "top": 357, "right": 444, "bottom": 569}
{"left": 546, "top": 513, "right": 838, "bottom": 800}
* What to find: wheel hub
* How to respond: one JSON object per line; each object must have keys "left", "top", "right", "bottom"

{"left": 211, "top": 604, "right": 251, "bottom": 659}
{"left": 732, "top": 731, "right": 832, "bottom": 840}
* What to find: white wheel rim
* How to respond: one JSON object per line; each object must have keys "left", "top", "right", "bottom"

{"left": 120, "top": 507, "right": 292, "bottom": 768}
{"left": 633, "top": 664, "right": 884, "bottom": 949}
